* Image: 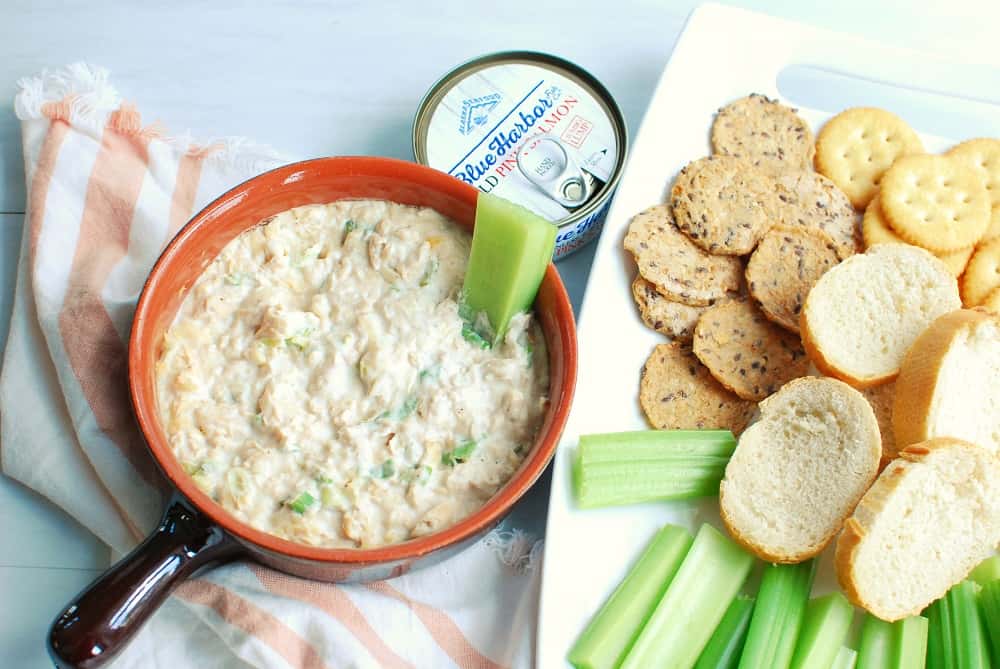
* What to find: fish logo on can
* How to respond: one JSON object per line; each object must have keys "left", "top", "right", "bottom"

{"left": 413, "top": 51, "right": 628, "bottom": 260}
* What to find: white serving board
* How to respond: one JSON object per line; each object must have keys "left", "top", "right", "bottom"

{"left": 537, "top": 4, "right": 1000, "bottom": 666}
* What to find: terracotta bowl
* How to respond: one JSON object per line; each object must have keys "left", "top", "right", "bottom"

{"left": 48, "top": 156, "right": 577, "bottom": 669}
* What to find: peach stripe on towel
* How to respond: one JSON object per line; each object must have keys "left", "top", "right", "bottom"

{"left": 56, "top": 103, "right": 161, "bottom": 488}
{"left": 176, "top": 579, "right": 332, "bottom": 669}
{"left": 249, "top": 565, "right": 416, "bottom": 669}
{"left": 367, "top": 581, "right": 508, "bottom": 669}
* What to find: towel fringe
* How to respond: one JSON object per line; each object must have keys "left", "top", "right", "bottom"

{"left": 15, "top": 62, "right": 290, "bottom": 172}
{"left": 482, "top": 528, "right": 543, "bottom": 575}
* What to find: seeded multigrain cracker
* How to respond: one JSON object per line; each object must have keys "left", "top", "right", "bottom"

{"left": 880, "top": 154, "right": 990, "bottom": 253}
{"left": 947, "top": 138, "right": 1000, "bottom": 242}
{"left": 815, "top": 107, "right": 924, "bottom": 209}
{"left": 711, "top": 94, "right": 814, "bottom": 171}
{"left": 862, "top": 193, "right": 973, "bottom": 277}
{"left": 631, "top": 276, "right": 708, "bottom": 341}
{"left": 692, "top": 299, "right": 810, "bottom": 402}
{"left": 961, "top": 237, "right": 1000, "bottom": 306}
{"left": 624, "top": 204, "right": 743, "bottom": 305}
{"left": 639, "top": 343, "right": 756, "bottom": 434}
{"left": 745, "top": 226, "right": 840, "bottom": 333}
{"left": 773, "top": 170, "right": 860, "bottom": 260}
{"left": 670, "top": 155, "right": 778, "bottom": 255}
{"left": 862, "top": 380, "right": 898, "bottom": 466}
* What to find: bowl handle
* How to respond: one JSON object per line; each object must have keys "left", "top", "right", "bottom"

{"left": 48, "top": 496, "right": 241, "bottom": 668}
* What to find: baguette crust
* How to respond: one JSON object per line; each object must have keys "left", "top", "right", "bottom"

{"left": 720, "top": 376, "right": 881, "bottom": 563}
{"left": 835, "top": 438, "right": 1000, "bottom": 621}
{"left": 893, "top": 309, "right": 999, "bottom": 451}
{"left": 720, "top": 491, "right": 844, "bottom": 564}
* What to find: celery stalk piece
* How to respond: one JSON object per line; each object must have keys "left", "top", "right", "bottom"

{"left": 789, "top": 592, "right": 854, "bottom": 669}
{"left": 620, "top": 524, "right": 755, "bottom": 669}
{"left": 738, "top": 560, "right": 817, "bottom": 669}
{"left": 831, "top": 646, "right": 858, "bottom": 669}
{"left": 948, "top": 580, "right": 990, "bottom": 669}
{"left": 979, "top": 580, "right": 1000, "bottom": 662}
{"left": 693, "top": 595, "right": 755, "bottom": 669}
{"left": 857, "top": 615, "right": 892, "bottom": 668}
{"left": 573, "top": 430, "right": 737, "bottom": 508}
{"left": 892, "top": 616, "right": 928, "bottom": 669}
{"left": 574, "top": 461, "right": 730, "bottom": 508}
{"left": 859, "top": 614, "right": 927, "bottom": 669}
{"left": 567, "top": 524, "right": 694, "bottom": 669}
{"left": 970, "top": 556, "right": 1000, "bottom": 586}
{"left": 577, "top": 430, "right": 737, "bottom": 463}
{"left": 925, "top": 599, "right": 944, "bottom": 669}
{"left": 461, "top": 192, "right": 556, "bottom": 343}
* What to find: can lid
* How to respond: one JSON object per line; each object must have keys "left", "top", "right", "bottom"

{"left": 413, "top": 51, "right": 627, "bottom": 225}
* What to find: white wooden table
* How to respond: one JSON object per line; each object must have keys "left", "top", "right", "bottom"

{"left": 1, "top": 1, "right": 996, "bottom": 666}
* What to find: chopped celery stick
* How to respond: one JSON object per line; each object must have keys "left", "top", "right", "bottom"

{"left": 831, "top": 647, "right": 858, "bottom": 669}
{"left": 857, "top": 615, "right": 891, "bottom": 668}
{"left": 738, "top": 560, "right": 817, "bottom": 669}
{"left": 693, "top": 595, "right": 755, "bottom": 669}
{"left": 790, "top": 592, "right": 853, "bottom": 669}
{"left": 574, "top": 460, "right": 730, "bottom": 508}
{"left": 925, "top": 598, "right": 944, "bottom": 669}
{"left": 574, "top": 431, "right": 735, "bottom": 508}
{"left": 568, "top": 524, "right": 694, "bottom": 669}
{"left": 892, "top": 616, "right": 928, "bottom": 669}
{"left": 979, "top": 579, "right": 1000, "bottom": 662}
{"left": 979, "top": 580, "right": 1000, "bottom": 662}
{"left": 970, "top": 556, "right": 1000, "bottom": 586}
{"left": 577, "top": 430, "right": 737, "bottom": 463}
{"left": 948, "top": 580, "right": 990, "bottom": 669}
{"left": 461, "top": 192, "right": 556, "bottom": 343}
{"left": 620, "top": 524, "right": 754, "bottom": 669}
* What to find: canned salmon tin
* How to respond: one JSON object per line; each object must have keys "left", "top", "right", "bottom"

{"left": 413, "top": 51, "right": 628, "bottom": 260}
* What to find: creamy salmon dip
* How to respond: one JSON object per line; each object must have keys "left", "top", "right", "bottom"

{"left": 156, "top": 200, "right": 548, "bottom": 548}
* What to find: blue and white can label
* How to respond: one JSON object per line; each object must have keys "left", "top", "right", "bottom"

{"left": 415, "top": 54, "right": 626, "bottom": 259}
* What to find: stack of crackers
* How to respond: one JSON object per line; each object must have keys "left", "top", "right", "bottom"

{"left": 628, "top": 95, "right": 1000, "bottom": 437}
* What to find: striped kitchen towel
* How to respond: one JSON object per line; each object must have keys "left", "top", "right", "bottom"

{"left": 0, "top": 63, "right": 541, "bottom": 669}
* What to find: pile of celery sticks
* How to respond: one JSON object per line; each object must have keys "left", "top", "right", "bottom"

{"left": 569, "top": 429, "right": 1000, "bottom": 669}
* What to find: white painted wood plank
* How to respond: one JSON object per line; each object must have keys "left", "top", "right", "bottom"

{"left": 0, "top": 567, "right": 105, "bottom": 668}
{"left": 0, "top": 214, "right": 21, "bottom": 353}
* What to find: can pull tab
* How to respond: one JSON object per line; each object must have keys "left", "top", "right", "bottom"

{"left": 516, "top": 136, "right": 592, "bottom": 209}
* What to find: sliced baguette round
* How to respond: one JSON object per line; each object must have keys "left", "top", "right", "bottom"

{"left": 719, "top": 377, "right": 881, "bottom": 563}
{"left": 835, "top": 438, "right": 1000, "bottom": 621}
{"left": 800, "top": 244, "right": 961, "bottom": 388}
{"left": 892, "top": 308, "right": 1000, "bottom": 455}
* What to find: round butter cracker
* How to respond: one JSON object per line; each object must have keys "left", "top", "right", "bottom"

{"left": 631, "top": 276, "right": 708, "bottom": 341}
{"left": 746, "top": 226, "right": 840, "bottom": 333}
{"left": 863, "top": 192, "right": 972, "bottom": 277}
{"left": 961, "top": 237, "right": 1000, "bottom": 306}
{"left": 774, "top": 170, "right": 860, "bottom": 260}
{"left": 624, "top": 204, "right": 743, "bottom": 306}
{"left": 692, "top": 299, "right": 810, "bottom": 402}
{"left": 947, "top": 138, "right": 1000, "bottom": 243}
{"left": 815, "top": 107, "right": 924, "bottom": 210}
{"left": 880, "top": 153, "right": 990, "bottom": 253}
{"left": 670, "top": 155, "right": 778, "bottom": 255}
{"left": 639, "top": 342, "right": 756, "bottom": 434}
{"left": 710, "top": 94, "right": 814, "bottom": 172}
